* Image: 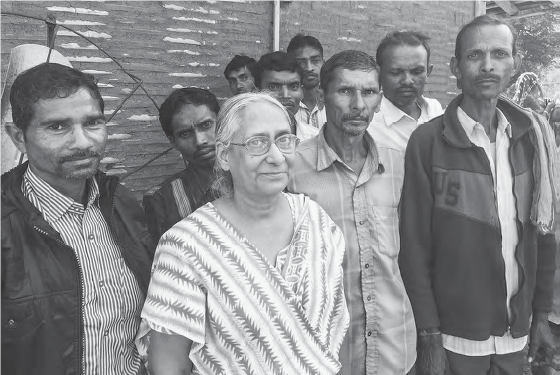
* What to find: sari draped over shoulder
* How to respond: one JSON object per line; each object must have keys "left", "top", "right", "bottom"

{"left": 136, "top": 192, "right": 349, "bottom": 375}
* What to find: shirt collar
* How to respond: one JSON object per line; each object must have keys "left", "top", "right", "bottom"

{"left": 457, "top": 106, "right": 512, "bottom": 139}
{"left": 316, "top": 125, "right": 380, "bottom": 174}
{"left": 299, "top": 100, "right": 323, "bottom": 113}
{"left": 380, "top": 95, "right": 430, "bottom": 127}
{"left": 23, "top": 167, "right": 100, "bottom": 222}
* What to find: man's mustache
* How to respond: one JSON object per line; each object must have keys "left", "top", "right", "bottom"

{"left": 397, "top": 85, "right": 417, "bottom": 93}
{"left": 59, "top": 150, "right": 101, "bottom": 163}
{"left": 342, "top": 114, "right": 369, "bottom": 122}
{"left": 475, "top": 74, "right": 501, "bottom": 82}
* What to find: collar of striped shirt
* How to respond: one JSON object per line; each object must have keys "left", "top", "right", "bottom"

{"left": 22, "top": 167, "right": 100, "bottom": 223}
{"left": 315, "top": 126, "right": 380, "bottom": 173}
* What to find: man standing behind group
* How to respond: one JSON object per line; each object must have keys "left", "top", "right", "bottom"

{"left": 224, "top": 55, "right": 257, "bottom": 96}
{"left": 2, "top": 63, "right": 155, "bottom": 375}
{"left": 289, "top": 50, "right": 416, "bottom": 374}
{"left": 399, "top": 15, "right": 557, "bottom": 375}
{"left": 369, "top": 31, "right": 443, "bottom": 154}
{"left": 254, "top": 51, "right": 319, "bottom": 141}
{"left": 143, "top": 88, "right": 219, "bottom": 240}
{"left": 287, "top": 34, "right": 327, "bottom": 129}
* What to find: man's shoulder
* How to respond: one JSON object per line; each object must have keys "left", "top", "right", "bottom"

{"left": 145, "top": 168, "right": 189, "bottom": 198}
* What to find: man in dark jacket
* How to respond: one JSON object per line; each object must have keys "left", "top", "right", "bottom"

{"left": 399, "top": 15, "right": 557, "bottom": 375}
{"left": 2, "top": 63, "right": 155, "bottom": 375}
{"left": 142, "top": 88, "right": 219, "bottom": 241}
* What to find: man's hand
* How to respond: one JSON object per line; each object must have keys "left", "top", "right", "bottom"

{"left": 417, "top": 330, "right": 448, "bottom": 375}
{"left": 528, "top": 312, "right": 556, "bottom": 363}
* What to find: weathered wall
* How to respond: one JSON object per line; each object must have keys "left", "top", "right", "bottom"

{"left": 279, "top": 1, "right": 475, "bottom": 106}
{"left": 1, "top": 1, "right": 475, "bottom": 200}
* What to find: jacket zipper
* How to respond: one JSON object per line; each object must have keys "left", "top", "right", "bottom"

{"left": 474, "top": 145, "right": 510, "bottom": 330}
{"left": 33, "top": 225, "right": 86, "bottom": 375}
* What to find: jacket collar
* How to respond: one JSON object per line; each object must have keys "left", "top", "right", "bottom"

{"left": 442, "top": 94, "right": 533, "bottom": 148}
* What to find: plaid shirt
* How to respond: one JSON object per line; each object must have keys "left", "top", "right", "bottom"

{"left": 289, "top": 128, "right": 416, "bottom": 374}
{"left": 22, "top": 167, "right": 145, "bottom": 375}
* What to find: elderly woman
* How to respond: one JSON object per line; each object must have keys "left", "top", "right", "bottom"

{"left": 136, "top": 92, "right": 349, "bottom": 375}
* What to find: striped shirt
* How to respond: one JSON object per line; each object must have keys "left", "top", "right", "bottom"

{"left": 295, "top": 101, "right": 327, "bottom": 129}
{"left": 137, "top": 193, "right": 349, "bottom": 374}
{"left": 288, "top": 129, "right": 417, "bottom": 374}
{"left": 442, "top": 107, "right": 526, "bottom": 355}
{"left": 22, "top": 167, "right": 145, "bottom": 375}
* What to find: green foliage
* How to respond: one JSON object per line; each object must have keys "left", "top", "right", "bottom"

{"left": 512, "top": 11, "right": 560, "bottom": 78}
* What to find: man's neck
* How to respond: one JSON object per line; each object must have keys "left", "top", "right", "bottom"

{"left": 302, "top": 84, "right": 319, "bottom": 110}
{"left": 390, "top": 97, "right": 421, "bottom": 121}
{"left": 459, "top": 95, "right": 499, "bottom": 136}
{"left": 323, "top": 124, "right": 368, "bottom": 173}
{"left": 29, "top": 165, "right": 89, "bottom": 205}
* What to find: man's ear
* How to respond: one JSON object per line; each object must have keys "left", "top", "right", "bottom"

{"left": 215, "top": 142, "right": 230, "bottom": 172}
{"left": 427, "top": 64, "right": 434, "bottom": 77}
{"left": 375, "top": 89, "right": 383, "bottom": 113}
{"left": 5, "top": 123, "right": 27, "bottom": 154}
{"left": 450, "top": 56, "right": 462, "bottom": 90}
{"left": 167, "top": 134, "right": 176, "bottom": 147}
{"left": 317, "top": 86, "right": 325, "bottom": 104}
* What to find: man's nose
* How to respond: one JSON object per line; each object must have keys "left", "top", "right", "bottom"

{"left": 352, "top": 93, "right": 366, "bottom": 111}
{"left": 280, "top": 85, "right": 290, "bottom": 98}
{"left": 481, "top": 53, "right": 494, "bottom": 73}
{"left": 402, "top": 71, "right": 414, "bottom": 85}
{"left": 305, "top": 59, "right": 313, "bottom": 72}
{"left": 195, "top": 130, "right": 209, "bottom": 146}
{"left": 236, "top": 80, "right": 244, "bottom": 89}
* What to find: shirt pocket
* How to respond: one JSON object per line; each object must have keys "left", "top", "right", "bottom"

{"left": 372, "top": 206, "right": 400, "bottom": 259}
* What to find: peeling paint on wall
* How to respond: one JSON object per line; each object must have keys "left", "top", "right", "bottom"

{"left": 127, "top": 114, "right": 158, "bottom": 121}
{"left": 167, "top": 49, "right": 200, "bottom": 55}
{"left": 169, "top": 72, "right": 206, "bottom": 78}
{"left": 58, "top": 20, "right": 106, "bottom": 26}
{"left": 46, "top": 6, "right": 108, "bottom": 15}
{"left": 337, "top": 37, "right": 362, "bottom": 42}
{"left": 67, "top": 56, "right": 112, "bottom": 62}
{"left": 172, "top": 17, "right": 216, "bottom": 24}
{"left": 83, "top": 70, "right": 113, "bottom": 75}
{"left": 57, "top": 30, "right": 112, "bottom": 39}
{"left": 108, "top": 133, "right": 132, "bottom": 140}
{"left": 163, "top": 36, "right": 201, "bottom": 45}
{"left": 59, "top": 43, "right": 98, "bottom": 50}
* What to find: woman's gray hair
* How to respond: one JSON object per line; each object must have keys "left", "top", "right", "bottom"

{"left": 212, "top": 91, "right": 291, "bottom": 198}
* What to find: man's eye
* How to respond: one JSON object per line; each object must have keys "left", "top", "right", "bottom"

{"left": 467, "top": 53, "right": 479, "bottom": 59}
{"left": 412, "top": 69, "right": 424, "bottom": 75}
{"left": 48, "top": 124, "right": 65, "bottom": 131}
{"left": 239, "top": 75, "right": 248, "bottom": 82}
{"left": 390, "top": 70, "right": 400, "bottom": 75}
{"left": 363, "top": 89, "right": 377, "bottom": 95}
{"left": 496, "top": 51, "right": 508, "bottom": 57}
{"left": 229, "top": 79, "right": 236, "bottom": 85}
{"left": 180, "top": 131, "right": 193, "bottom": 138}
{"left": 339, "top": 88, "right": 351, "bottom": 94}
{"left": 289, "top": 84, "right": 301, "bottom": 91}
{"left": 311, "top": 58, "right": 321, "bottom": 64}
{"left": 86, "top": 119, "right": 106, "bottom": 127}
{"left": 268, "top": 84, "right": 279, "bottom": 91}
{"left": 199, "top": 122, "right": 213, "bottom": 129}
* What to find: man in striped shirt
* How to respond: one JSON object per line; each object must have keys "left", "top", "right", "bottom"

{"left": 142, "top": 88, "right": 219, "bottom": 240}
{"left": 2, "top": 63, "right": 155, "bottom": 375}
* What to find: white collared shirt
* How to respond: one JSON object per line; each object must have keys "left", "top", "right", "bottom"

{"left": 442, "top": 106, "right": 526, "bottom": 356}
{"left": 368, "top": 95, "right": 443, "bottom": 154}
{"left": 294, "top": 101, "right": 327, "bottom": 129}
{"left": 296, "top": 121, "right": 319, "bottom": 141}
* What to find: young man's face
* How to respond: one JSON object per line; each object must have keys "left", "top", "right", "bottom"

{"left": 293, "top": 46, "right": 324, "bottom": 89}
{"left": 227, "top": 66, "right": 255, "bottom": 95}
{"left": 259, "top": 70, "right": 303, "bottom": 115}
{"left": 380, "top": 44, "right": 432, "bottom": 110}
{"left": 168, "top": 103, "right": 217, "bottom": 167}
{"left": 451, "top": 24, "right": 520, "bottom": 103}
{"left": 9, "top": 88, "right": 107, "bottom": 188}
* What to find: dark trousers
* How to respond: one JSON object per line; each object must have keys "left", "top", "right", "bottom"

{"left": 445, "top": 349, "right": 525, "bottom": 375}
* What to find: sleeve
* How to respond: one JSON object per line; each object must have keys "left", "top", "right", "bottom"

{"left": 140, "top": 227, "right": 207, "bottom": 345}
{"left": 533, "top": 231, "right": 557, "bottom": 313}
{"left": 398, "top": 130, "right": 440, "bottom": 330}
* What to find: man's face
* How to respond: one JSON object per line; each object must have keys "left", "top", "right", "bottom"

{"left": 259, "top": 70, "right": 303, "bottom": 115}
{"left": 451, "top": 24, "right": 520, "bottom": 103}
{"left": 380, "top": 44, "right": 432, "bottom": 110}
{"left": 227, "top": 66, "right": 255, "bottom": 95}
{"left": 11, "top": 88, "right": 107, "bottom": 188}
{"left": 293, "top": 46, "right": 324, "bottom": 89}
{"left": 168, "top": 104, "right": 216, "bottom": 167}
{"left": 320, "top": 68, "right": 382, "bottom": 137}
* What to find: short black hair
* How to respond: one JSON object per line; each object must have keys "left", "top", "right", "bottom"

{"left": 159, "top": 88, "right": 220, "bottom": 137}
{"left": 376, "top": 30, "right": 431, "bottom": 67}
{"left": 287, "top": 34, "right": 324, "bottom": 58}
{"left": 253, "top": 51, "right": 304, "bottom": 88}
{"left": 320, "top": 50, "right": 379, "bottom": 92}
{"left": 223, "top": 55, "right": 257, "bottom": 80}
{"left": 455, "top": 15, "right": 518, "bottom": 60}
{"left": 10, "top": 63, "right": 104, "bottom": 133}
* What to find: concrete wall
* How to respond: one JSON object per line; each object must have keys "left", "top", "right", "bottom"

{"left": 1, "top": 1, "right": 475, "bottom": 200}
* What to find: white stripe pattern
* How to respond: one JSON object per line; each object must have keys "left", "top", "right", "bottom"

{"left": 22, "top": 168, "right": 145, "bottom": 375}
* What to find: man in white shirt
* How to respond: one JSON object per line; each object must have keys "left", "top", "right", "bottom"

{"left": 287, "top": 34, "right": 327, "bottom": 129}
{"left": 369, "top": 31, "right": 443, "bottom": 153}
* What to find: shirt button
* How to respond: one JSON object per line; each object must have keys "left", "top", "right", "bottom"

{"left": 365, "top": 263, "right": 370, "bottom": 269}
{"left": 7, "top": 319, "right": 15, "bottom": 326}
{"left": 359, "top": 220, "right": 364, "bottom": 225}
{"left": 104, "top": 330, "right": 109, "bottom": 337}
{"left": 367, "top": 295, "right": 371, "bottom": 301}
{"left": 99, "top": 280, "right": 104, "bottom": 287}
{"left": 88, "top": 234, "right": 94, "bottom": 240}
{"left": 367, "top": 331, "right": 372, "bottom": 336}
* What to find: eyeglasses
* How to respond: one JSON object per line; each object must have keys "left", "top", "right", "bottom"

{"left": 230, "top": 134, "right": 300, "bottom": 156}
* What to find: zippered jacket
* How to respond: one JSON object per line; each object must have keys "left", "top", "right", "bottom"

{"left": 399, "top": 94, "right": 557, "bottom": 340}
{"left": 1, "top": 162, "right": 156, "bottom": 375}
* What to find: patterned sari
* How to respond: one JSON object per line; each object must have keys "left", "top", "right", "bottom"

{"left": 136, "top": 193, "right": 349, "bottom": 375}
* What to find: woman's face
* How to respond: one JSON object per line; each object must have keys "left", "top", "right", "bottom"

{"left": 226, "top": 101, "right": 295, "bottom": 200}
